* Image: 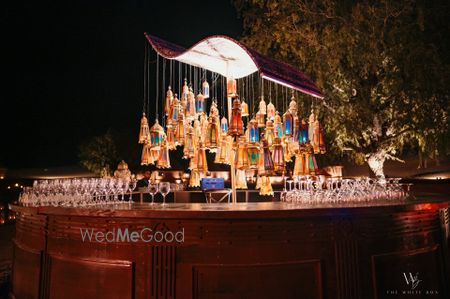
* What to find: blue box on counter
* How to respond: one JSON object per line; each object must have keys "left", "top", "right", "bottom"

{"left": 201, "top": 178, "right": 225, "bottom": 190}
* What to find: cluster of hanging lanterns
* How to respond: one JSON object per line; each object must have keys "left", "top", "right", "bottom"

{"left": 138, "top": 74, "right": 326, "bottom": 195}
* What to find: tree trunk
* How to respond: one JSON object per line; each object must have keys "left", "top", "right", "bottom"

{"left": 367, "top": 150, "right": 386, "bottom": 179}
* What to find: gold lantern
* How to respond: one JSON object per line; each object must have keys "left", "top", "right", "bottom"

{"left": 241, "top": 100, "right": 249, "bottom": 117}
{"left": 293, "top": 116, "right": 301, "bottom": 142}
{"left": 149, "top": 119, "right": 165, "bottom": 149}
{"left": 157, "top": 138, "right": 171, "bottom": 169}
{"left": 289, "top": 95, "right": 297, "bottom": 115}
{"left": 196, "top": 92, "right": 205, "bottom": 114}
{"left": 168, "top": 94, "right": 180, "bottom": 125}
{"left": 183, "top": 126, "right": 196, "bottom": 159}
{"left": 189, "top": 170, "right": 201, "bottom": 187}
{"left": 166, "top": 125, "right": 176, "bottom": 150}
{"left": 267, "top": 101, "right": 276, "bottom": 119}
{"left": 202, "top": 80, "right": 210, "bottom": 99}
{"left": 248, "top": 118, "right": 259, "bottom": 143}
{"left": 138, "top": 113, "right": 151, "bottom": 144}
{"left": 259, "top": 135, "right": 274, "bottom": 176}
{"left": 205, "top": 115, "right": 220, "bottom": 152}
{"left": 272, "top": 137, "right": 285, "bottom": 173}
{"left": 259, "top": 96, "right": 267, "bottom": 115}
{"left": 274, "top": 111, "right": 283, "bottom": 138}
{"left": 235, "top": 136, "right": 249, "bottom": 170}
{"left": 259, "top": 176, "right": 274, "bottom": 196}
{"left": 216, "top": 134, "right": 232, "bottom": 165}
{"left": 293, "top": 152, "right": 305, "bottom": 176}
{"left": 182, "top": 78, "right": 189, "bottom": 101}
{"left": 200, "top": 113, "right": 208, "bottom": 143}
{"left": 282, "top": 110, "right": 294, "bottom": 137}
{"left": 141, "top": 143, "right": 154, "bottom": 165}
{"left": 235, "top": 169, "right": 248, "bottom": 189}
{"left": 227, "top": 77, "right": 237, "bottom": 97}
{"left": 228, "top": 97, "right": 244, "bottom": 137}
{"left": 165, "top": 86, "right": 174, "bottom": 117}
{"left": 247, "top": 143, "right": 260, "bottom": 169}
{"left": 186, "top": 86, "right": 196, "bottom": 120}
{"left": 175, "top": 115, "right": 185, "bottom": 146}
{"left": 195, "top": 141, "right": 208, "bottom": 173}
{"left": 188, "top": 143, "right": 198, "bottom": 170}
{"left": 256, "top": 111, "right": 265, "bottom": 128}
{"left": 265, "top": 120, "right": 275, "bottom": 147}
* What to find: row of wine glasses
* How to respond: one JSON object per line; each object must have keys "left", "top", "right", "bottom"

{"left": 280, "top": 176, "right": 411, "bottom": 204}
{"left": 147, "top": 182, "right": 171, "bottom": 205}
{"left": 19, "top": 178, "right": 138, "bottom": 207}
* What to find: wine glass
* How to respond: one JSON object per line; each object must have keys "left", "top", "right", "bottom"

{"left": 148, "top": 182, "right": 158, "bottom": 205}
{"left": 128, "top": 179, "right": 137, "bottom": 201}
{"left": 159, "top": 182, "right": 171, "bottom": 206}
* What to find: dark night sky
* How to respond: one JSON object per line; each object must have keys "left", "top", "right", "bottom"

{"left": 1, "top": 0, "right": 242, "bottom": 169}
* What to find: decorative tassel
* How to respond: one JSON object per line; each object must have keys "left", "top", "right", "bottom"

{"left": 235, "top": 169, "right": 248, "bottom": 189}
{"left": 138, "top": 113, "right": 151, "bottom": 144}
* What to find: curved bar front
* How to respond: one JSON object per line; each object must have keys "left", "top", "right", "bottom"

{"left": 9, "top": 196, "right": 450, "bottom": 299}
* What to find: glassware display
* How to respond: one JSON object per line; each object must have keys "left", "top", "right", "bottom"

{"left": 159, "top": 182, "right": 171, "bottom": 206}
{"left": 148, "top": 182, "right": 158, "bottom": 205}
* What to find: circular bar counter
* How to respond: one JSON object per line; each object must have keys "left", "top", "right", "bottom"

{"left": 9, "top": 194, "right": 450, "bottom": 299}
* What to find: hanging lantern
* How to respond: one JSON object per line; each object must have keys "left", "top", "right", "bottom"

{"left": 256, "top": 111, "right": 265, "bottom": 128}
{"left": 284, "top": 139, "right": 295, "bottom": 162}
{"left": 308, "top": 110, "right": 315, "bottom": 144}
{"left": 265, "top": 120, "right": 275, "bottom": 147}
{"left": 205, "top": 115, "right": 220, "bottom": 152}
{"left": 235, "top": 136, "right": 249, "bottom": 170}
{"left": 169, "top": 94, "right": 180, "bottom": 124}
{"left": 311, "top": 116, "right": 326, "bottom": 154}
{"left": 165, "top": 86, "right": 174, "bottom": 117}
{"left": 293, "top": 116, "right": 301, "bottom": 142}
{"left": 282, "top": 110, "right": 294, "bottom": 137}
{"left": 293, "top": 152, "right": 305, "bottom": 176}
{"left": 186, "top": 86, "right": 196, "bottom": 120}
{"left": 166, "top": 126, "right": 176, "bottom": 150}
{"left": 259, "top": 97, "right": 267, "bottom": 115}
{"left": 319, "top": 122, "right": 326, "bottom": 154}
{"left": 157, "top": 138, "right": 171, "bottom": 169}
{"left": 175, "top": 115, "right": 185, "bottom": 146}
{"left": 305, "top": 142, "right": 318, "bottom": 175}
{"left": 259, "top": 176, "right": 274, "bottom": 196}
{"left": 209, "top": 99, "right": 219, "bottom": 117}
{"left": 183, "top": 126, "right": 197, "bottom": 159}
{"left": 220, "top": 117, "right": 228, "bottom": 133}
{"left": 300, "top": 119, "right": 309, "bottom": 144}
{"left": 200, "top": 113, "right": 208, "bottom": 143}
{"left": 247, "top": 143, "right": 260, "bottom": 169}
{"left": 259, "top": 135, "right": 274, "bottom": 176}
{"left": 149, "top": 119, "right": 165, "bottom": 149}
{"left": 216, "top": 134, "right": 232, "bottom": 165}
{"left": 188, "top": 143, "right": 198, "bottom": 170}
{"left": 227, "top": 78, "right": 237, "bottom": 96}
{"left": 267, "top": 101, "right": 276, "bottom": 119}
{"left": 202, "top": 80, "right": 210, "bottom": 99}
{"left": 182, "top": 78, "right": 189, "bottom": 101}
{"left": 272, "top": 137, "right": 285, "bottom": 173}
{"left": 196, "top": 92, "right": 205, "bottom": 114}
{"left": 138, "top": 113, "right": 151, "bottom": 144}
{"left": 289, "top": 95, "right": 297, "bottom": 115}
{"left": 235, "top": 169, "right": 248, "bottom": 189}
{"left": 189, "top": 170, "right": 201, "bottom": 187}
{"left": 228, "top": 98, "right": 244, "bottom": 137}
{"left": 274, "top": 111, "right": 283, "bottom": 138}
{"left": 248, "top": 118, "right": 259, "bottom": 143}
{"left": 141, "top": 143, "right": 154, "bottom": 165}
{"left": 195, "top": 141, "right": 208, "bottom": 173}
{"left": 241, "top": 100, "right": 249, "bottom": 117}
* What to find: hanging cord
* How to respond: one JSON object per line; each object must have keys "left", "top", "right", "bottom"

{"left": 178, "top": 61, "right": 181, "bottom": 97}
{"left": 147, "top": 45, "right": 151, "bottom": 117}
{"left": 143, "top": 40, "right": 147, "bottom": 114}
{"left": 155, "top": 54, "right": 159, "bottom": 121}
{"left": 162, "top": 58, "right": 166, "bottom": 127}
{"left": 275, "top": 83, "right": 278, "bottom": 112}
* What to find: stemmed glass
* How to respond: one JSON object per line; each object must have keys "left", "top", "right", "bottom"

{"left": 159, "top": 182, "right": 170, "bottom": 206}
{"left": 128, "top": 179, "right": 137, "bottom": 201}
{"left": 148, "top": 182, "right": 158, "bottom": 205}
